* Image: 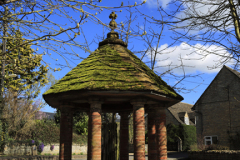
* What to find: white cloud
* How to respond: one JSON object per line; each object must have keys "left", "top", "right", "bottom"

{"left": 158, "top": 0, "right": 171, "bottom": 9}
{"left": 143, "top": 42, "right": 234, "bottom": 75}
{"left": 137, "top": 0, "right": 171, "bottom": 9}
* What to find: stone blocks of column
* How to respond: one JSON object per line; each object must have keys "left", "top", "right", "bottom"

{"left": 131, "top": 100, "right": 146, "bottom": 160}
{"left": 155, "top": 109, "right": 167, "bottom": 160}
{"left": 59, "top": 107, "right": 73, "bottom": 160}
{"left": 148, "top": 110, "right": 157, "bottom": 160}
{"left": 88, "top": 100, "right": 102, "bottom": 160}
{"left": 119, "top": 112, "right": 129, "bottom": 160}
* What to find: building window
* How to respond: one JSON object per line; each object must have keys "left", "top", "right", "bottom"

{"left": 204, "top": 136, "right": 218, "bottom": 145}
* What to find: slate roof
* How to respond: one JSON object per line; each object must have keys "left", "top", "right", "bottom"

{"left": 167, "top": 102, "right": 195, "bottom": 125}
{"left": 43, "top": 35, "right": 183, "bottom": 101}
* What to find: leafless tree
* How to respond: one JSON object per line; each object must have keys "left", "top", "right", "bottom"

{"left": 2, "top": 88, "right": 43, "bottom": 141}
{"left": 113, "top": 3, "right": 205, "bottom": 94}
{"left": 149, "top": 0, "right": 240, "bottom": 70}
{"left": 0, "top": 0, "right": 147, "bottom": 71}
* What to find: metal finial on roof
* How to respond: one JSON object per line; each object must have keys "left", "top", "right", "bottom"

{"left": 98, "top": 12, "right": 127, "bottom": 47}
{"left": 109, "top": 12, "right": 117, "bottom": 31}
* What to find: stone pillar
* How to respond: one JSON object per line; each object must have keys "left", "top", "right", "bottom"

{"left": 88, "top": 100, "right": 102, "bottom": 160}
{"left": 59, "top": 107, "right": 73, "bottom": 160}
{"left": 155, "top": 109, "right": 167, "bottom": 160}
{"left": 119, "top": 112, "right": 129, "bottom": 160}
{"left": 148, "top": 109, "right": 157, "bottom": 160}
{"left": 131, "top": 100, "right": 146, "bottom": 160}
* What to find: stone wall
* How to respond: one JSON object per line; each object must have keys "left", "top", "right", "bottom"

{"left": 0, "top": 155, "right": 59, "bottom": 160}
{"left": 195, "top": 67, "right": 240, "bottom": 148}
{"left": 189, "top": 150, "right": 240, "bottom": 160}
{"left": 3, "top": 143, "right": 87, "bottom": 156}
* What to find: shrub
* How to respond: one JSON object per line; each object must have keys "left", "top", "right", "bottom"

{"left": 196, "top": 134, "right": 206, "bottom": 150}
{"left": 72, "top": 132, "right": 87, "bottom": 145}
{"left": 54, "top": 109, "right": 88, "bottom": 135}
{"left": 167, "top": 123, "right": 180, "bottom": 143}
{"left": 34, "top": 140, "right": 42, "bottom": 147}
{"left": 167, "top": 123, "right": 197, "bottom": 151}
{"left": 31, "top": 118, "right": 60, "bottom": 145}
{"left": 50, "top": 145, "right": 54, "bottom": 151}
{"left": 38, "top": 142, "right": 44, "bottom": 153}
{"left": 189, "top": 144, "right": 199, "bottom": 151}
{"left": 205, "top": 144, "right": 229, "bottom": 150}
{"left": 73, "top": 114, "right": 88, "bottom": 135}
{"left": 26, "top": 139, "right": 35, "bottom": 146}
{"left": 179, "top": 124, "right": 197, "bottom": 151}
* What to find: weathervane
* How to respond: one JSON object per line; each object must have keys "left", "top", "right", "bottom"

{"left": 109, "top": 12, "right": 117, "bottom": 31}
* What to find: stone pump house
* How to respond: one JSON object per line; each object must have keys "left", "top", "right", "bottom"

{"left": 43, "top": 12, "right": 183, "bottom": 160}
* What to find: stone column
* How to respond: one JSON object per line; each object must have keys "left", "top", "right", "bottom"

{"left": 155, "top": 108, "right": 167, "bottom": 160}
{"left": 131, "top": 100, "right": 146, "bottom": 160}
{"left": 59, "top": 107, "right": 73, "bottom": 160}
{"left": 119, "top": 112, "right": 129, "bottom": 160}
{"left": 147, "top": 109, "right": 157, "bottom": 160}
{"left": 88, "top": 99, "right": 102, "bottom": 160}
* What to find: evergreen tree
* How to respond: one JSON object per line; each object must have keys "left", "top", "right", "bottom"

{"left": 1, "top": 30, "right": 49, "bottom": 100}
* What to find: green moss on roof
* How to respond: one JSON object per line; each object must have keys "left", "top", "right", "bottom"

{"left": 43, "top": 44, "right": 182, "bottom": 99}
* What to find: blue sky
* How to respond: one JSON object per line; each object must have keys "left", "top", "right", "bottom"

{"left": 32, "top": 0, "right": 235, "bottom": 113}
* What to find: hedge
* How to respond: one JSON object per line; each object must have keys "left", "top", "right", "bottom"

{"left": 167, "top": 123, "right": 196, "bottom": 151}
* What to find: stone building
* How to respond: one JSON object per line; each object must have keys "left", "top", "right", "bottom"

{"left": 192, "top": 65, "right": 240, "bottom": 148}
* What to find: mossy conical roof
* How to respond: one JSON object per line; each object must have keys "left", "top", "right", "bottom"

{"left": 43, "top": 12, "right": 183, "bottom": 101}
{"left": 43, "top": 42, "right": 182, "bottom": 100}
